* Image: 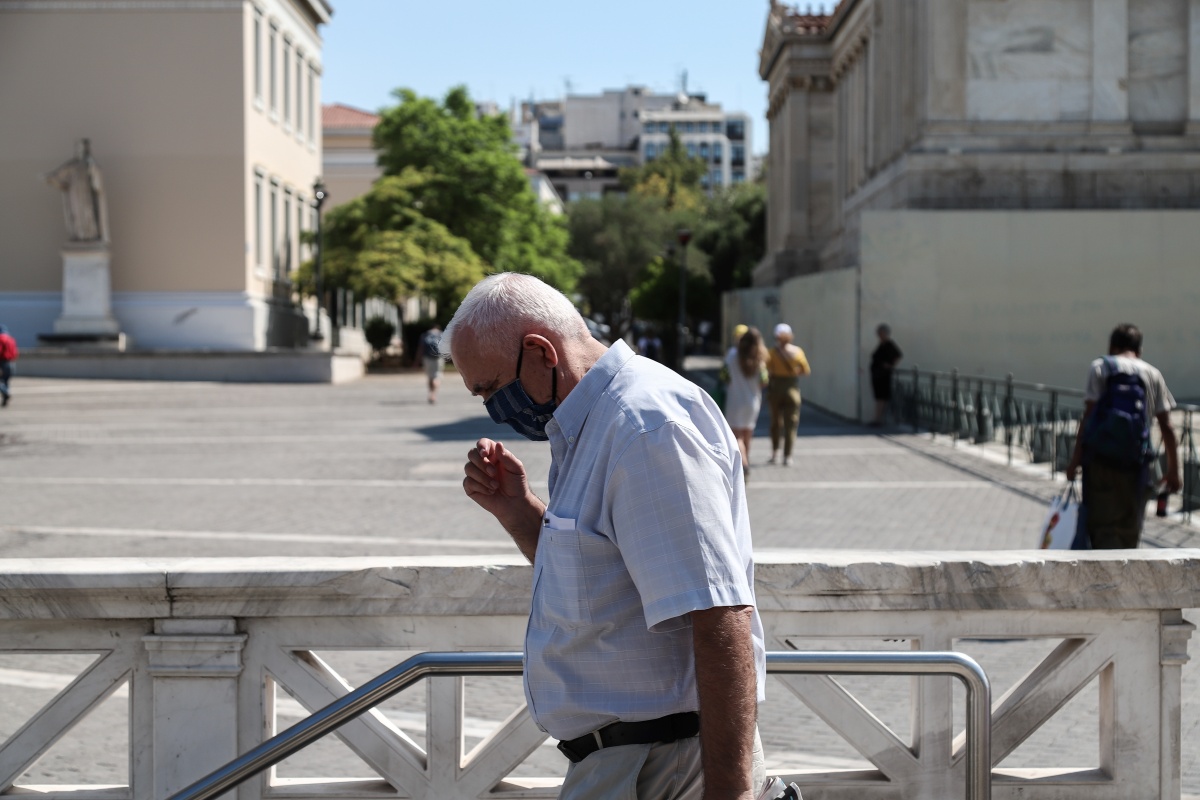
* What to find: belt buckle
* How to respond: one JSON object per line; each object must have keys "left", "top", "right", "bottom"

{"left": 556, "top": 739, "right": 585, "bottom": 763}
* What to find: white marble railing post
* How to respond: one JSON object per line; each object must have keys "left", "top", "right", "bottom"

{"left": 143, "top": 619, "right": 247, "bottom": 799}
{"left": 1160, "top": 610, "right": 1195, "bottom": 800}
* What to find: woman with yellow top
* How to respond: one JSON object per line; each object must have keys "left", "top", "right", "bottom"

{"left": 765, "top": 323, "right": 810, "bottom": 465}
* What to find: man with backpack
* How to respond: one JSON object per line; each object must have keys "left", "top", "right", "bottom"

{"left": 1066, "top": 324, "right": 1181, "bottom": 548}
{"left": 0, "top": 324, "right": 17, "bottom": 408}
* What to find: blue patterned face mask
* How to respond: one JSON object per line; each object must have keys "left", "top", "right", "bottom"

{"left": 484, "top": 341, "right": 558, "bottom": 441}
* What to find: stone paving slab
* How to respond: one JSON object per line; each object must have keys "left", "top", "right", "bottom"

{"left": 0, "top": 370, "right": 1195, "bottom": 793}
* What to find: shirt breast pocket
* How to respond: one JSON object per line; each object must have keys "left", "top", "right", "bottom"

{"left": 537, "top": 528, "right": 624, "bottom": 631}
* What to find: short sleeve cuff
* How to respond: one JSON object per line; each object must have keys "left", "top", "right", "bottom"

{"left": 644, "top": 583, "right": 757, "bottom": 633}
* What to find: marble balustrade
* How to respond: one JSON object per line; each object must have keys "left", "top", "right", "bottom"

{"left": 0, "top": 550, "right": 1197, "bottom": 800}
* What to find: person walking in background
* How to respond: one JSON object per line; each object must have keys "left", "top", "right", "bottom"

{"left": 442, "top": 272, "right": 778, "bottom": 800}
{"left": 0, "top": 325, "right": 17, "bottom": 408}
{"left": 869, "top": 324, "right": 902, "bottom": 427}
{"left": 1066, "top": 323, "right": 1181, "bottom": 548}
{"left": 421, "top": 324, "right": 443, "bottom": 404}
{"left": 765, "top": 324, "right": 810, "bottom": 466}
{"left": 724, "top": 327, "right": 769, "bottom": 480}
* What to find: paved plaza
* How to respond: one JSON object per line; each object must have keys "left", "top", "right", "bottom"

{"left": 0, "top": 367, "right": 1196, "bottom": 794}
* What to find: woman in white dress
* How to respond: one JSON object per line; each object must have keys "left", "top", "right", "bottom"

{"left": 723, "top": 327, "right": 768, "bottom": 479}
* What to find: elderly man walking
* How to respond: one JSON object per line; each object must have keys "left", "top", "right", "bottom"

{"left": 440, "top": 273, "right": 798, "bottom": 800}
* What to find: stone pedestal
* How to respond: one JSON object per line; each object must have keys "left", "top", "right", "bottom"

{"left": 40, "top": 244, "right": 126, "bottom": 350}
{"left": 144, "top": 619, "right": 246, "bottom": 799}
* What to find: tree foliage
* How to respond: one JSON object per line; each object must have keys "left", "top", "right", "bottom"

{"left": 693, "top": 180, "right": 766, "bottom": 295}
{"left": 372, "top": 86, "right": 580, "bottom": 291}
{"left": 299, "top": 86, "right": 580, "bottom": 314}
{"left": 618, "top": 127, "right": 707, "bottom": 212}
{"left": 295, "top": 171, "right": 487, "bottom": 317}
{"left": 566, "top": 192, "right": 678, "bottom": 338}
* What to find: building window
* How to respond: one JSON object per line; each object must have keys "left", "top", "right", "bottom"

{"left": 283, "top": 188, "right": 293, "bottom": 274}
{"left": 713, "top": 142, "right": 723, "bottom": 162}
{"left": 684, "top": 121, "right": 695, "bottom": 133}
{"left": 307, "top": 64, "right": 317, "bottom": 143}
{"left": 732, "top": 143, "right": 745, "bottom": 166}
{"left": 282, "top": 38, "right": 292, "bottom": 129}
{"left": 644, "top": 121, "right": 655, "bottom": 133}
{"left": 268, "top": 23, "right": 278, "bottom": 116}
{"left": 645, "top": 142, "right": 657, "bottom": 160}
{"left": 657, "top": 121, "right": 668, "bottom": 133}
{"left": 726, "top": 119, "right": 745, "bottom": 140}
{"left": 732, "top": 171, "right": 745, "bottom": 184}
{"left": 686, "top": 142, "right": 696, "bottom": 158}
{"left": 269, "top": 180, "right": 279, "bottom": 277}
{"left": 699, "top": 141, "right": 709, "bottom": 159}
{"left": 295, "top": 53, "right": 304, "bottom": 138}
{"left": 253, "top": 9, "right": 263, "bottom": 104}
{"left": 297, "top": 194, "right": 307, "bottom": 260}
{"left": 254, "top": 171, "right": 264, "bottom": 267}
{"left": 711, "top": 169, "right": 724, "bottom": 186}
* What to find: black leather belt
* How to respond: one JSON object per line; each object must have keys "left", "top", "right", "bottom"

{"left": 556, "top": 711, "right": 700, "bottom": 763}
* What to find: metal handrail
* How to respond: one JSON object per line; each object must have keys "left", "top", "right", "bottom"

{"left": 166, "top": 650, "right": 991, "bottom": 800}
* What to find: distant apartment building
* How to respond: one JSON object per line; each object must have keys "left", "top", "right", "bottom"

{"left": 519, "top": 86, "right": 753, "bottom": 201}
{"left": 0, "top": 0, "right": 331, "bottom": 351}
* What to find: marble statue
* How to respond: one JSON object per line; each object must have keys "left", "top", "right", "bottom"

{"left": 45, "top": 139, "right": 109, "bottom": 244}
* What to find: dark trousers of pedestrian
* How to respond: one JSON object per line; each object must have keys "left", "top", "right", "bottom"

{"left": 1081, "top": 461, "right": 1147, "bottom": 549}
{"left": 767, "top": 381, "right": 801, "bottom": 460}
{"left": 0, "top": 361, "right": 11, "bottom": 404}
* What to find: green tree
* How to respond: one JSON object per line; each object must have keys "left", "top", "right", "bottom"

{"left": 618, "top": 126, "right": 707, "bottom": 212}
{"left": 372, "top": 86, "right": 580, "bottom": 291}
{"left": 295, "top": 171, "right": 487, "bottom": 317}
{"left": 694, "top": 180, "right": 766, "bottom": 295}
{"left": 567, "top": 192, "right": 680, "bottom": 337}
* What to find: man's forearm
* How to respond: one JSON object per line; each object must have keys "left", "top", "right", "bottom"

{"left": 692, "top": 605, "right": 758, "bottom": 800}
{"left": 500, "top": 492, "right": 546, "bottom": 563}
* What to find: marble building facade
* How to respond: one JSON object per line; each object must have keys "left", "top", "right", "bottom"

{"left": 757, "top": 0, "right": 1200, "bottom": 285}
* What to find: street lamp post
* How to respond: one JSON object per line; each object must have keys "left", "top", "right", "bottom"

{"left": 676, "top": 228, "right": 692, "bottom": 370}
{"left": 311, "top": 179, "right": 328, "bottom": 341}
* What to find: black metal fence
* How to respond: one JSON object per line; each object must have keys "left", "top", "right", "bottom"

{"left": 891, "top": 367, "right": 1199, "bottom": 522}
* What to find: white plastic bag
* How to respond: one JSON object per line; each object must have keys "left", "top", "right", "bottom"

{"left": 1039, "top": 484, "right": 1080, "bottom": 549}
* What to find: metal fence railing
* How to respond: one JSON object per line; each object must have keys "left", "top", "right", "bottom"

{"left": 891, "top": 367, "right": 1199, "bottom": 522}
{"left": 166, "top": 650, "right": 992, "bottom": 800}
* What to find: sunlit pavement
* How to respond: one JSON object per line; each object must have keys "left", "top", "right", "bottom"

{"left": 0, "top": 368, "right": 1194, "bottom": 793}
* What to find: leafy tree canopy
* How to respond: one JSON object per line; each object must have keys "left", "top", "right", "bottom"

{"left": 372, "top": 86, "right": 581, "bottom": 291}
{"left": 618, "top": 127, "right": 707, "bottom": 212}
{"left": 295, "top": 171, "right": 487, "bottom": 318}
{"left": 694, "top": 180, "right": 766, "bottom": 295}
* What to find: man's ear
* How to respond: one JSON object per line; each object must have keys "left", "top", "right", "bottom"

{"left": 521, "top": 333, "right": 559, "bottom": 368}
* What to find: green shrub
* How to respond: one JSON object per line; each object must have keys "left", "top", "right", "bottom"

{"left": 364, "top": 316, "right": 397, "bottom": 358}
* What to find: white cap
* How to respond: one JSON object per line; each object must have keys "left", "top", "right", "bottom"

{"left": 774, "top": 323, "right": 792, "bottom": 338}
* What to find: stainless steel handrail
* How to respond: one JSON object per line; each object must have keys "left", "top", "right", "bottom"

{"left": 166, "top": 650, "right": 991, "bottom": 800}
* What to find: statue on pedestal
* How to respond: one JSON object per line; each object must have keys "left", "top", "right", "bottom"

{"left": 45, "top": 138, "right": 109, "bottom": 244}
{"left": 39, "top": 139, "right": 124, "bottom": 348}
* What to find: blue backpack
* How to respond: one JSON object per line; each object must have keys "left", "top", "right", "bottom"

{"left": 1081, "top": 356, "right": 1152, "bottom": 470}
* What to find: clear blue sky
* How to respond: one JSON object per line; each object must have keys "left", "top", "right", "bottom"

{"left": 320, "top": 1, "right": 835, "bottom": 157}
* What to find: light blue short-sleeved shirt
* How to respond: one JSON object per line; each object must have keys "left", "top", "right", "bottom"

{"left": 524, "top": 339, "right": 766, "bottom": 740}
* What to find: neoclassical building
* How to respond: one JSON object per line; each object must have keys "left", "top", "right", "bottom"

{"left": 750, "top": 0, "right": 1200, "bottom": 416}
{"left": 0, "top": 0, "right": 331, "bottom": 350}
{"left": 758, "top": 0, "right": 1200, "bottom": 284}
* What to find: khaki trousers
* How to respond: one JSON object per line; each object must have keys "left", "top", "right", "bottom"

{"left": 558, "top": 728, "right": 765, "bottom": 800}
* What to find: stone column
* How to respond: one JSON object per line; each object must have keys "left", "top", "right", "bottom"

{"left": 925, "top": 0, "right": 967, "bottom": 122}
{"left": 1092, "top": 0, "right": 1131, "bottom": 129}
{"left": 1159, "top": 611, "right": 1194, "bottom": 799}
{"left": 144, "top": 619, "right": 247, "bottom": 799}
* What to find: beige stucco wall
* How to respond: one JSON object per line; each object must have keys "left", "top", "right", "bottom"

{"left": 244, "top": 0, "right": 323, "bottom": 298}
{"left": 859, "top": 210, "right": 1200, "bottom": 413}
{"left": 0, "top": 7, "right": 247, "bottom": 294}
{"left": 779, "top": 268, "right": 859, "bottom": 420}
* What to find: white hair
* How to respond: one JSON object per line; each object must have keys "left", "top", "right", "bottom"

{"left": 440, "top": 273, "right": 589, "bottom": 360}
